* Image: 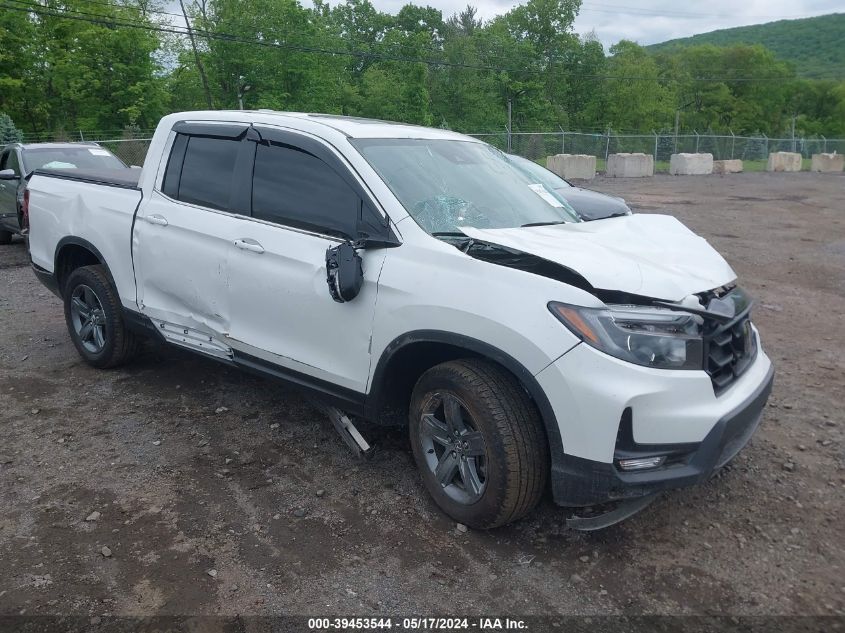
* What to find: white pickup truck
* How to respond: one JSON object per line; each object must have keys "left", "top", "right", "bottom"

{"left": 27, "top": 110, "right": 773, "bottom": 529}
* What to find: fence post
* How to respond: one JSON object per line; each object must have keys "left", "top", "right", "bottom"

{"left": 559, "top": 125, "right": 565, "bottom": 154}
{"left": 653, "top": 131, "right": 658, "bottom": 163}
{"left": 694, "top": 130, "right": 699, "bottom": 153}
{"left": 730, "top": 129, "right": 735, "bottom": 160}
{"left": 822, "top": 135, "right": 827, "bottom": 153}
{"left": 762, "top": 133, "right": 768, "bottom": 159}
{"left": 604, "top": 128, "right": 611, "bottom": 162}
{"left": 505, "top": 126, "right": 511, "bottom": 153}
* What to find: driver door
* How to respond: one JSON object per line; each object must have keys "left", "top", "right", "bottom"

{"left": 226, "top": 127, "right": 389, "bottom": 394}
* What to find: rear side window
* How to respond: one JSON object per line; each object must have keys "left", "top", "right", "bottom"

{"left": 6, "top": 151, "right": 21, "bottom": 175}
{"left": 163, "top": 135, "right": 240, "bottom": 211}
{"left": 1, "top": 150, "right": 21, "bottom": 175}
{"left": 252, "top": 143, "right": 361, "bottom": 238}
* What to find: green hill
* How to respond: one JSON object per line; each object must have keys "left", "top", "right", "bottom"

{"left": 648, "top": 14, "right": 845, "bottom": 79}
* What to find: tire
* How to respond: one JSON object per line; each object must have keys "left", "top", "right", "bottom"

{"left": 63, "top": 264, "right": 140, "bottom": 368}
{"left": 0, "top": 230, "right": 12, "bottom": 245}
{"left": 409, "top": 359, "right": 549, "bottom": 529}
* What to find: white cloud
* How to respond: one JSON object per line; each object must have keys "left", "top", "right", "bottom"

{"left": 571, "top": 0, "right": 842, "bottom": 48}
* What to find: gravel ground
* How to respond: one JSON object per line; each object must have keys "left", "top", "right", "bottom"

{"left": 0, "top": 172, "right": 843, "bottom": 619}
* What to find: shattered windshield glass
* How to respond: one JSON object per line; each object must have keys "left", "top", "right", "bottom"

{"left": 352, "top": 139, "right": 580, "bottom": 235}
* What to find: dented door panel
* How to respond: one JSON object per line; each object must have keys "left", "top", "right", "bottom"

{"left": 133, "top": 190, "right": 240, "bottom": 340}
{"left": 226, "top": 218, "right": 385, "bottom": 393}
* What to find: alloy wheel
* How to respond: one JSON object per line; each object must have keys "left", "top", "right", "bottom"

{"left": 69, "top": 284, "right": 107, "bottom": 353}
{"left": 419, "top": 392, "right": 488, "bottom": 504}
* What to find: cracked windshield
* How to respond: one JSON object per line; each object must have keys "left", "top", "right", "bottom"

{"left": 353, "top": 139, "right": 580, "bottom": 235}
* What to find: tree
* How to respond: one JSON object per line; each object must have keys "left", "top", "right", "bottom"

{"left": 601, "top": 40, "right": 674, "bottom": 132}
{"left": 0, "top": 0, "right": 167, "bottom": 134}
{"left": 0, "top": 113, "right": 23, "bottom": 144}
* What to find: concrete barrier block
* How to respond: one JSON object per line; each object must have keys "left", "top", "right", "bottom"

{"left": 606, "top": 153, "right": 654, "bottom": 178}
{"left": 546, "top": 154, "right": 596, "bottom": 180}
{"left": 767, "top": 152, "right": 802, "bottom": 172}
{"left": 669, "top": 153, "right": 714, "bottom": 175}
{"left": 810, "top": 153, "right": 844, "bottom": 173}
{"left": 713, "top": 159, "right": 743, "bottom": 174}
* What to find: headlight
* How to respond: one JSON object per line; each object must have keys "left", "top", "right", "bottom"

{"left": 549, "top": 301, "right": 705, "bottom": 370}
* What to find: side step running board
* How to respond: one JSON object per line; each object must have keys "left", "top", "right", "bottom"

{"left": 315, "top": 401, "right": 375, "bottom": 460}
{"left": 566, "top": 494, "right": 659, "bottom": 531}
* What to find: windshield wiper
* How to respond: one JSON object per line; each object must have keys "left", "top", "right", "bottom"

{"left": 594, "top": 212, "right": 631, "bottom": 220}
{"left": 431, "top": 231, "right": 469, "bottom": 237}
{"left": 520, "top": 220, "right": 567, "bottom": 228}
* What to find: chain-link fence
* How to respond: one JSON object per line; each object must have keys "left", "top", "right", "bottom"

{"left": 17, "top": 129, "right": 845, "bottom": 173}
{"left": 17, "top": 130, "right": 154, "bottom": 167}
{"left": 95, "top": 138, "right": 152, "bottom": 167}
{"left": 468, "top": 131, "right": 845, "bottom": 169}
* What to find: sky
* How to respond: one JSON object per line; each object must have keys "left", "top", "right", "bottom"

{"left": 166, "top": 0, "right": 842, "bottom": 48}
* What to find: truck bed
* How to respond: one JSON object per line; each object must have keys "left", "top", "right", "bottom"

{"left": 27, "top": 170, "right": 143, "bottom": 308}
{"left": 34, "top": 167, "right": 142, "bottom": 190}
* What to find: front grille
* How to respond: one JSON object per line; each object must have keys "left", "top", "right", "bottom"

{"left": 704, "top": 314, "right": 757, "bottom": 395}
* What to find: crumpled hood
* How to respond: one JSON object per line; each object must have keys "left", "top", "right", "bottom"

{"left": 459, "top": 214, "right": 736, "bottom": 301}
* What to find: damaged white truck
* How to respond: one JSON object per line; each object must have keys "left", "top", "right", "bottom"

{"left": 27, "top": 111, "right": 774, "bottom": 529}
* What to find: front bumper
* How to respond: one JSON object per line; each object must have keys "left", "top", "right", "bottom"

{"left": 551, "top": 363, "right": 773, "bottom": 506}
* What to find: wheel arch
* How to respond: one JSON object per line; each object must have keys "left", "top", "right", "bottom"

{"left": 365, "top": 330, "right": 566, "bottom": 470}
{"left": 54, "top": 237, "right": 111, "bottom": 296}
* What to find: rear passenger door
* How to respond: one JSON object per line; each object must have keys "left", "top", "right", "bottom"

{"left": 134, "top": 123, "right": 253, "bottom": 358}
{"left": 226, "top": 126, "right": 389, "bottom": 394}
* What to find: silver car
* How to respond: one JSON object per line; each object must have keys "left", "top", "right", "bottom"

{"left": 507, "top": 153, "right": 632, "bottom": 221}
{"left": 0, "top": 142, "right": 126, "bottom": 243}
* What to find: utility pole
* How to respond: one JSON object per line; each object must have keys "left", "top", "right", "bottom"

{"left": 507, "top": 98, "right": 512, "bottom": 153}
{"left": 180, "top": 0, "right": 213, "bottom": 109}
{"left": 791, "top": 115, "right": 797, "bottom": 153}
{"left": 674, "top": 110, "right": 680, "bottom": 154}
{"left": 506, "top": 89, "right": 525, "bottom": 154}
{"left": 237, "top": 76, "right": 251, "bottom": 110}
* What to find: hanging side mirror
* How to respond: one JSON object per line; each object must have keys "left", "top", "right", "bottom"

{"left": 326, "top": 242, "right": 364, "bottom": 303}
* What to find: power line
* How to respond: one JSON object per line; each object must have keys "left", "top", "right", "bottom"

{"left": 3, "top": 0, "right": 841, "bottom": 82}
{"left": 18, "top": 0, "right": 845, "bottom": 77}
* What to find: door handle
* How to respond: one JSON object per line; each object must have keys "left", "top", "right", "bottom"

{"left": 234, "top": 238, "right": 265, "bottom": 254}
{"left": 144, "top": 214, "right": 169, "bottom": 226}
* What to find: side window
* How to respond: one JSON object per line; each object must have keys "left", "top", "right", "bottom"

{"left": 252, "top": 142, "right": 361, "bottom": 238}
{"left": 0, "top": 150, "right": 10, "bottom": 172}
{"left": 161, "top": 133, "right": 188, "bottom": 199}
{"left": 7, "top": 151, "right": 21, "bottom": 176}
{"left": 162, "top": 134, "right": 240, "bottom": 211}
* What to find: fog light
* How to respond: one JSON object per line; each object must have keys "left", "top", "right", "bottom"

{"left": 618, "top": 456, "right": 666, "bottom": 471}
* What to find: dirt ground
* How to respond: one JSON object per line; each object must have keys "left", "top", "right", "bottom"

{"left": 0, "top": 172, "right": 843, "bottom": 620}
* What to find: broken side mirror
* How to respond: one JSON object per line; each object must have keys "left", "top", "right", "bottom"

{"left": 326, "top": 242, "right": 364, "bottom": 303}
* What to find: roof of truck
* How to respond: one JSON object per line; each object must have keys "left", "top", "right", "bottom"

{"left": 207, "top": 110, "right": 476, "bottom": 141}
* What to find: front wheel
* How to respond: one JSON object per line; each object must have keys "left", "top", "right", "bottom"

{"left": 409, "top": 359, "right": 549, "bottom": 529}
{"left": 63, "top": 264, "right": 139, "bottom": 368}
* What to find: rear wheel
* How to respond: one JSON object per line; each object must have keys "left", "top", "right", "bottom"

{"left": 409, "top": 359, "right": 548, "bottom": 529}
{"left": 0, "top": 229, "right": 12, "bottom": 245}
{"left": 63, "top": 265, "right": 139, "bottom": 368}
